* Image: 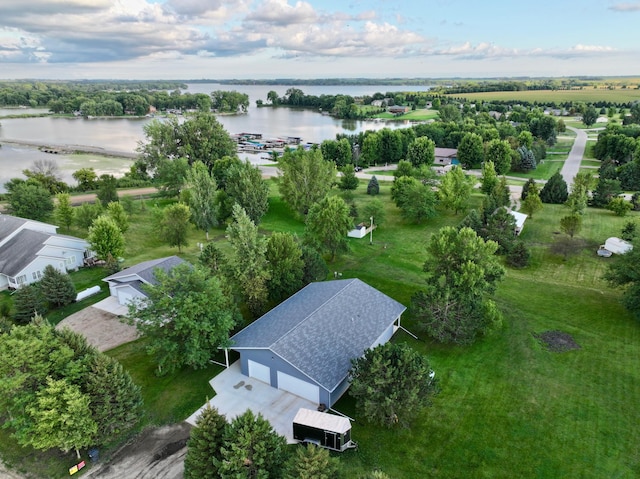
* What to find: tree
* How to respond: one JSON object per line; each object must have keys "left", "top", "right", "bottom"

{"left": 218, "top": 410, "right": 288, "bottom": 479}
{"left": 226, "top": 204, "right": 271, "bottom": 315}
{"left": 582, "top": 105, "right": 599, "bottom": 127}
{"left": 75, "top": 200, "right": 103, "bottom": 229}
{"left": 560, "top": 214, "right": 582, "bottom": 238}
{"left": 106, "top": 201, "right": 129, "bottom": 233}
{"left": 40, "top": 265, "right": 76, "bottom": 308}
{"left": 406, "top": 136, "right": 435, "bottom": 167}
{"left": 278, "top": 147, "right": 336, "bottom": 216}
{"left": 8, "top": 182, "right": 53, "bottom": 221}
{"left": 367, "top": 175, "right": 380, "bottom": 195}
{"left": 457, "top": 132, "right": 483, "bottom": 169}
{"left": 22, "top": 159, "right": 66, "bottom": 194}
{"left": 184, "top": 403, "right": 227, "bottom": 479}
{"left": 517, "top": 146, "right": 536, "bottom": 172}
{"left": 506, "top": 241, "right": 531, "bottom": 268}
{"left": 485, "top": 139, "right": 512, "bottom": 175}
{"left": 184, "top": 160, "right": 219, "bottom": 240}
{"left": 284, "top": 443, "right": 340, "bottom": 479}
{"left": 156, "top": 157, "right": 189, "bottom": 198}
{"left": 361, "top": 198, "right": 386, "bottom": 228}
{"left": 392, "top": 176, "right": 438, "bottom": 223}
{"left": 88, "top": 215, "right": 125, "bottom": 261}
{"left": 592, "top": 178, "right": 622, "bottom": 208}
{"left": 518, "top": 130, "right": 534, "bottom": 149}
{"left": 301, "top": 245, "right": 329, "bottom": 284}
{"left": 72, "top": 167, "right": 98, "bottom": 192}
{"left": 437, "top": 166, "right": 475, "bottom": 214}
{"left": 53, "top": 193, "right": 75, "bottom": 232}
{"left": 158, "top": 203, "right": 191, "bottom": 252}
{"left": 96, "top": 174, "right": 118, "bottom": 207}
{"left": 608, "top": 197, "right": 632, "bottom": 216}
{"left": 521, "top": 191, "right": 543, "bottom": 218}
{"left": 480, "top": 160, "right": 499, "bottom": 195}
{"left": 137, "top": 113, "right": 237, "bottom": 174}
{"left": 266, "top": 232, "right": 304, "bottom": 303}
{"left": 540, "top": 172, "right": 568, "bottom": 204}
{"left": 12, "top": 283, "right": 47, "bottom": 324}
{"left": 361, "top": 131, "right": 382, "bottom": 167}
{"left": 306, "top": 195, "right": 353, "bottom": 261}
{"left": 226, "top": 160, "right": 270, "bottom": 224}
{"left": 22, "top": 377, "right": 97, "bottom": 459}
{"left": 339, "top": 165, "right": 359, "bottom": 191}
{"left": 411, "top": 227, "right": 505, "bottom": 344}
{"left": 128, "top": 264, "right": 238, "bottom": 375}
{"left": 621, "top": 220, "right": 637, "bottom": 242}
{"left": 605, "top": 246, "right": 640, "bottom": 320}
{"left": 349, "top": 342, "right": 436, "bottom": 427}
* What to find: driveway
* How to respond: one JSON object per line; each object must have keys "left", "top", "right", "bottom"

{"left": 186, "top": 361, "right": 317, "bottom": 443}
{"left": 561, "top": 127, "right": 588, "bottom": 187}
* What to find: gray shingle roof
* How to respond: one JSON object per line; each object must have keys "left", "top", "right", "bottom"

{"left": 0, "top": 229, "right": 50, "bottom": 276}
{"left": 230, "top": 278, "right": 406, "bottom": 392}
{"left": 0, "top": 215, "right": 28, "bottom": 244}
{"left": 103, "top": 256, "right": 186, "bottom": 285}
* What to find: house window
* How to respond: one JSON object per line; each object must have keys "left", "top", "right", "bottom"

{"left": 65, "top": 256, "right": 76, "bottom": 266}
{"left": 16, "top": 274, "right": 27, "bottom": 285}
{"left": 32, "top": 270, "right": 42, "bottom": 281}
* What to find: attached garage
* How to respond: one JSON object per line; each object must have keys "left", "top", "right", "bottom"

{"left": 277, "top": 371, "right": 320, "bottom": 403}
{"left": 116, "top": 288, "right": 136, "bottom": 306}
{"left": 248, "top": 360, "right": 271, "bottom": 384}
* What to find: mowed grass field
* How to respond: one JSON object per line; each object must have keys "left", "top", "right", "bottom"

{"left": 2, "top": 175, "right": 640, "bottom": 478}
{"left": 446, "top": 88, "right": 640, "bottom": 104}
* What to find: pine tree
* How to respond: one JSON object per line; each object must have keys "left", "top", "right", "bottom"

{"left": 13, "top": 283, "right": 47, "bottom": 324}
{"left": 284, "top": 443, "right": 340, "bottom": 479}
{"left": 540, "top": 172, "right": 568, "bottom": 204}
{"left": 520, "top": 178, "right": 537, "bottom": 201}
{"left": 367, "top": 175, "right": 380, "bottom": 195}
{"left": 40, "top": 265, "right": 76, "bottom": 308}
{"left": 339, "top": 165, "right": 359, "bottom": 191}
{"left": 184, "top": 403, "right": 227, "bottom": 479}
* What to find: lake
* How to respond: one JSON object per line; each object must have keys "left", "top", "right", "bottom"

{"left": 0, "top": 83, "right": 431, "bottom": 192}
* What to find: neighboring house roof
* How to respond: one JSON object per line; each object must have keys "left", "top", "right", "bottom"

{"left": 0, "top": 215, "right": 28, "bottom": 244}
{"left": 230, "top": 278, "right": 406, "bottom": 392}
{"left": 510, "top": 211, "right": 528, "bottom": 231}
{"left": 104, "top": 256, "right": 186, "bottom": 286}
{"left": 435, "top": 147, "right": 458, "bottom": 158}
{"left": 0, "top": 229, "right": 51, "bottom": 276}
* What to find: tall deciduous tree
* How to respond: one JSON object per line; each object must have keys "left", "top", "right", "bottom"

{"left": 75, "top": 200, "right": 103, "bottom": 230}
{"left": 485, "top": 139, "right": 512, "bottom": 175}
{"left": 225, "top": 160, "right": 270, "bottom": 224}
{"left": 106, "top": 201, "right": 129, "bottom": 233}
{"left": 349, "top": 342, "right": 436, "bottom": 427}
{"left": 158, "top": 203, "right": 191, "bottom": 252}
{"left": 72, "top": 168, "right": 98, "bottom": 191}
{"left": 480, "top": 160, "right": 499, "bottom": 195}
{"left": 437, "top": 166, "right": 475, "bottom": 214}
{"left": 226, "top": 204, "right": 270, "bottom": 315}
{"left": 406, "top": 136, "right": 435, "bottom": 167}
{"left": 54, "top": 193, "right": 75, "bottom": 232}
{"left": 521, "top": 191, "right": 543, "bottom": 218}
{"left": 184, "top": 160, "right": 219, "bottom": 240}
{"left": 184, "top": 404, "right": 227, "bottom": 479}
{"left": 392, "top": 176, "right": 437, "bottom": 223}
{"left": 40, "top": 265, "right": 76, "bottom": 308}
{"left": 156, "top": 157, "right": 189, "bottom": 198}
{"left": 97, "top": 174, "right": 118, "bottom": 207}
{"left": 88, "top": 215, "right": 125, "bottom": 261}
{"left": 266, "top": 232, "right": 304, "bottom": 303}
{"left": 605, "top": 246, "right": 640, "bottom": 320}
{"left": 278, "top": 147, "right": 336, "bottom": 216}
{"left": 457, "top": 132, "right": 484, "bottom": 169}
{"left": 8, "top": 182, "right": 53, "bottom": 221}
{"left": 560, "top": 214, "right": 582, "bottom": 238}
{"left": 411, "top": 226, "right": 505, "bottom": 344}
{"left": 218, "top": 410, "right": 288, "bottom": 479}
{"left": 306, "top": 195, "right": 352, "bottom": 261}
{"left": 128, "top": 264, "right": 238, "bottom": 375}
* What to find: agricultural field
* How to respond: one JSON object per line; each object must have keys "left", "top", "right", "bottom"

{"left": 446, "top": 88, "right": 640, "bottom": 104}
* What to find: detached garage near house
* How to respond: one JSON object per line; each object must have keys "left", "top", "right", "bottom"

{"left": 229, "top": 278, "right": 406, "bottom": 407}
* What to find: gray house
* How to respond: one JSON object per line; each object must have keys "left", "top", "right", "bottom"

{"left": 103, "top": 256, "right": 185, "bottom": 306}
{"left": 229, "top": 278, "right": 406, "bottom": 407}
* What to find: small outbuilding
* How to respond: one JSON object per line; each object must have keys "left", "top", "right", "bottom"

{"left": 603, "top": 237, "right": 633, "bottom": 255}
{"left": 510, "top": 211, "right": 528, "bottom": 236}
{"left": 292, "top": 408, "right": 357, "bottom": 452}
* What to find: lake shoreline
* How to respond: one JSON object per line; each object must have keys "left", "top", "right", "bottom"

{"left": 0, "top": 139, "right": 137, "bottom": 159}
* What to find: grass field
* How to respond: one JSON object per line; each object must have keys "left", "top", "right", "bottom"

{"left": 446, "top": 88, "right": 640, "bottom": 104}
{"left": 2, "top": 178, "right": 640, "bottom": 478}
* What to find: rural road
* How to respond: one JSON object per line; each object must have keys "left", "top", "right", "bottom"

{"left": 560, "top": 126, "right": 588, "bottom": 187}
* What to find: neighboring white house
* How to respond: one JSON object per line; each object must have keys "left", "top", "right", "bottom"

{"left": 0, "top": 214, "right": 89, "bottom": 290}
{"left": 228, "top": 278, "right": 407, "bottom": 407}
{"left": 103, "top": 256, "right": 185, "bottom": 306}
{"left": 510, "top": 211, "right": 528, "bottom": 236}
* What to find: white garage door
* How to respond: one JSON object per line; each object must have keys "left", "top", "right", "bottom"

{"left": 117, "top": 290, "right": 135, "bottom": 306}
{"left": 248, "top": 360, "right": 271, "bottom": 384}
{"left": 277, "top": 371, "right": 320, "bottom": 403}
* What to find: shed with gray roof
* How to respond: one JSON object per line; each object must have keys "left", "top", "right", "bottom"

{"left": 103, "top": 256, "right": 185, "bottom": 306}
{"left": 229, "top": 278, "right": 406, "bottom": 407}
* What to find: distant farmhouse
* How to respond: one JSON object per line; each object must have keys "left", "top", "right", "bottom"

{"left": 0, "top": 214, "right": 89, "bottom": 290}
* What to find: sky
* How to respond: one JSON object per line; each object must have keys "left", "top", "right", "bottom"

{"left": 1, "top": 0, "right": 639, "bottom": 80}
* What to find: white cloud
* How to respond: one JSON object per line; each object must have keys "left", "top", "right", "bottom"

{"left": 609, "top": 2, "right": 640, "bottom": 12}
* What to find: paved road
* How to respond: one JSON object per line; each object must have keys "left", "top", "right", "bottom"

{"left": 560, "top": 127, "right": 588, "bottom": 188}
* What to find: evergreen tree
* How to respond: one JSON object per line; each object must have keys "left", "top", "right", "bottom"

{"left": 13, "top": 283, "right": 47, "bottom": 324}
{"left": 339, "top": 165, "right": 360, "bottom": 191}
{"left": 521, "top": 191, "right": 543, "bottom": 219}
{"left": 97, "top": 174, "right": 118, "bottom": 207}
{"left": 218, "top": 410, "right": 288, "bottom": 478}
{"left": 301, "top": 246, "right": 329, "bottom": 284}
{"left": 506, "top": 241, "right": 531, "bottom": 268}
{"left": 184, "top": 403, "right": 227, "bottom": 479}
{"left": 520, "top": 178, "right": 537, "bottom": 201}
{"left": 284, "top": 443, "right": 340, "bottom": 479}
{"left": 367, "top": 175, "right": 380, "bottom": 195}
{"left": 517, "top": 146, "right": 536, "bottom": 172}
{"left": 540, "top": 172, "right": 568, "bottom": 204}
{"left": 199, "top": 242, "right": 225, "bottom": 275}
{"left": 40, "top": 265, "right": 76, "bottom": 308}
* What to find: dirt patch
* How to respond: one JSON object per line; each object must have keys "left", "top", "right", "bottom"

{"left": 56, "top": 307, "right": 139, "bottom": 352}
{"left": 86, "top": 423, "right": 191, "bottom": 479}
{"left": 534, "top": 330, "right": 581, "bottom": 352}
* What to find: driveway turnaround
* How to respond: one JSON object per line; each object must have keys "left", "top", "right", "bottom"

{"left": 187, "top": 361, "right": 317, "bottom": 443}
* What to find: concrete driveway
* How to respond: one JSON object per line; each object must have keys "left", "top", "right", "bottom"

{"left": 186, "top": 361, "right": 316, "bottom": 443}
{"left": 93, "top": 295, "right": 129, "bottom": 316}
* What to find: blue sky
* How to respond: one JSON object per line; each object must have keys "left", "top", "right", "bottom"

{"left": 0, "top": 0, "right": 639, "bottom": 80}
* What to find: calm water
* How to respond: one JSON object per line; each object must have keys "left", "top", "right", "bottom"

{"left": 0, "top": 83, "right": 430, "bottom": 191}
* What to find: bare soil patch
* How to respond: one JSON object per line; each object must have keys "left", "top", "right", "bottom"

{"left": 55, "top": 307, "right": 139, "bottom": 352}
{"left": 534, "top": 330, "right": 581, "bottom": 352}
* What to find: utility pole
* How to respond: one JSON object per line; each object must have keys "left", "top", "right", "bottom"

{"left": 370, "top": 216, "right": 374, "bottom": 245}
